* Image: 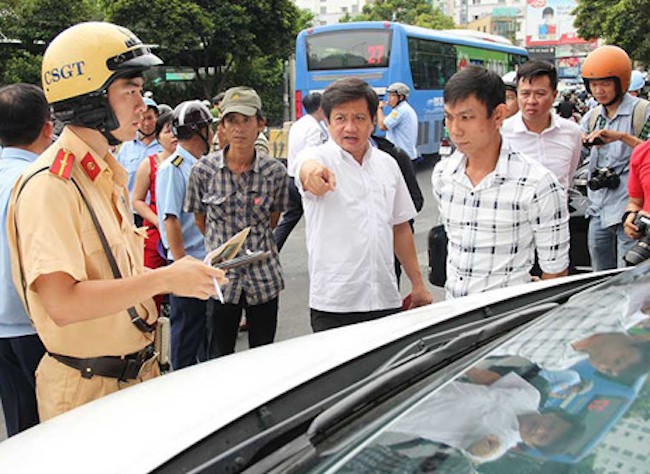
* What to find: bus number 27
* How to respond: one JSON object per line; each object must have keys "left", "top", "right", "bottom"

{"left": 367, "top": 45, "right": 384, "bottom": 64}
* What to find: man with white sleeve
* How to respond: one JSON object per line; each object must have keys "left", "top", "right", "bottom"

{"left": 273, "top": 92, "right": 328, "bottom": 250}
{"left": 502, "top": 60, "right": 582, "bottom": 195}
{"left": 295, "top": 77, "right": 432, "bottom": 332}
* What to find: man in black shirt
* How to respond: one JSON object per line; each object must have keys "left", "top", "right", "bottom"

{"left": 556, "top": 92, "right": 578, "bottom": 119}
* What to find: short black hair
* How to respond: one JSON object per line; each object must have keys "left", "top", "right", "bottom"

{"left": 154, "top": 111, "right": 173, "bottom": 138}
{"left": 444, "top": 65, "right": 505, "bottom": 117}
{"left": 0, "top": 83, "right": 50, "bottom": 147}
{"left": 517, "top": 60, "right": 558, "bottom": 90}
{"left": 303, "top": 92, "right": 322, "bottom": 115}
{"left": 322, "top": 77, "right": 379, "bottom": 121}
{"left": 534, "top": 408, "right": 586, "bottom": 455}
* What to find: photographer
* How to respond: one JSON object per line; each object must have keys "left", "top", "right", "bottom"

{"left": 622, "top": 140, "right": 650, "bottom": 264}
{"left": 580, "top": 46, "right": 650, "bottom": 270}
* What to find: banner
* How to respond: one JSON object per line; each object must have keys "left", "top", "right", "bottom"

{"left": 525, "top": 0, "right": 592, "bottom": 46}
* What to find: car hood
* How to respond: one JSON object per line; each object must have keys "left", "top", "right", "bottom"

{"left": 0, "top": 273, "right": 615, "bottom": 473}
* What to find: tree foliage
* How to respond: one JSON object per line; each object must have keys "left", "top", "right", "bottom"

{"left": 0, "top": 0, "right": 98, "bottom": 84}
{"left": 0, "top": 0, "right": 309, "bottom": 124}
{"left": 341, "top": 0, "right": 455, "bottom": 29}
{"left": 573, "top": 0, "right": 650, "bottom": 64}
{"left": 107, "top": 0, "right": 304, "bottom": 119}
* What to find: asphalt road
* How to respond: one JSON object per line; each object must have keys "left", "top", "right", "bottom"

{"left": 0, "top": 158, "right": 443, "bottom": 442}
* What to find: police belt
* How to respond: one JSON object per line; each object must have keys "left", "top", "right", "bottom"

{"left": 49, "top": 344, "right": 156, "bottom": 381}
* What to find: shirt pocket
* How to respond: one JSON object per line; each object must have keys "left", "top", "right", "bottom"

{"left": 202, "top": 193, "right": 230, "bottom": 223}
{"left": 80, "top": 225, "right": 122, "bottom": 280}
{"left": 369, "top": 176, "right": 397, "bottom": 224}
{"left": 249, "top": 191, "right": 273, "bottom": 225}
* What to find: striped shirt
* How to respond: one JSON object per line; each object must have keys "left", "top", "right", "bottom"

{"left": 432, "top": 139, "right": 569, "bottom": 299}
{"left": 184, "top": 149, "right": 289, "bottom": 305}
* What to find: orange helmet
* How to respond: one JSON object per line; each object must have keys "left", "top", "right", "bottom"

{"left": 581, "top": 45, "right": 632, "bottom": 97}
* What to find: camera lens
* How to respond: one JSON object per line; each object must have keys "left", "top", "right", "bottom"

{"left": 588, "top": 177, "right": 604, "bottom": 191}
{"left": 624, "top": 239, "right": 650, "bottom": 266}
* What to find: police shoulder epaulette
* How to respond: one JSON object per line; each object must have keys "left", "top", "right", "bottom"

{"left": 48, "top": 149, "right": 75, "bottom": 180}
{"left": 172, "top": 155, "right": 184, "bottom": 167}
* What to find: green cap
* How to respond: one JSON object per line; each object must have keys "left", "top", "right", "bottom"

{"left": 221, "top": 86, "right": 262, "bottom": 117}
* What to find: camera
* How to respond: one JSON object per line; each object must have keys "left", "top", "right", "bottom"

{"left": 588, "top": 167, "right": 620, "bottom": 191}
{"left": 624, "top": 214, "right": 650, "bottom": 266}
{"left": 583, "top": 136, "right": 605, "bottom": 148}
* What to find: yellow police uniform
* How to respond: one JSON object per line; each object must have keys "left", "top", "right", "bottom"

{"left": 7, "top": 127, "right": 159, "bottom": 421}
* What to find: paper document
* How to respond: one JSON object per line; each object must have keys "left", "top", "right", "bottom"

{"left": 204, "top": 227, "right": 251, "bottom": 267}
{"left": 203, "top": 227, "right": 252, "bottom": 303}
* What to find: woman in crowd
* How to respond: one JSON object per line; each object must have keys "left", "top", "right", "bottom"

{"left": 132, "top": 111, "right": 178, "bottom": 313}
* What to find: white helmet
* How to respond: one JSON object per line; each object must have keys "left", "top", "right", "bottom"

{"left": 387, "top": 82, "right": 410, "bottom": 99}
{"left": 502, "top": 71, "right": 517, "bottom": 90}
{"left": 630, "top": 70, "right": 646, "bottom": 92}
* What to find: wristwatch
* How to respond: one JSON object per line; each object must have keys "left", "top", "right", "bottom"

{"left": 622, "top": 210, "right": 638, "bottom": 225}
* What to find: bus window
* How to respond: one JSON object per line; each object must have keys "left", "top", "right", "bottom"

{"left": 306, "top": 30, "right": 392, "bottom": 71}
{"left": 509, "top": 54, "right": 528, "bottom": 72}
{"left": 408, "top": 38, "right": 456, "bottom": 90}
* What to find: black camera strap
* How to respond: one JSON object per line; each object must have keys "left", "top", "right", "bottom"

{"left": 13, "top": 168, "right": 155, "bottom": 333}
{"left": 591, "top": 114, "right": 630, "bottom": 176}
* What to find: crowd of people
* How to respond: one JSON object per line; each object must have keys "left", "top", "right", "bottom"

{"left": 1, "top": 20, "right": 649, "bottom": 442}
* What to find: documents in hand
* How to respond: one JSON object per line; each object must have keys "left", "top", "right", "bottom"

{"left": 202, "top": 227, "right": 272, "bottom": 302}
{"left": 205, "top": 227, "right": 251, "bottom": 267}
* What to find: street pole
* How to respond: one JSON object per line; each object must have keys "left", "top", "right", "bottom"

{"left": 283, "top": 59, "right": 290, "bottom": 124}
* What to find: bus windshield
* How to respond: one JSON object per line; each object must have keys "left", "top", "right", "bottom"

{"left": 306, "top": 30, "right": 392, "bottom": 71}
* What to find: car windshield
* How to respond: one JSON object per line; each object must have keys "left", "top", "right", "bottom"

{"left": 307, "top": 266, "right": 650, "bottom": 473}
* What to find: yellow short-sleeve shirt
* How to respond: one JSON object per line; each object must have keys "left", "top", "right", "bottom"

{"left": 7, "top": 127, "right": 156, "bottom": 358}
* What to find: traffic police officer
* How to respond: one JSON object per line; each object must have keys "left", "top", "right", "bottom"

{"left": 377, "top": 82, "right": 419, "bottom": 161}
{"left": 7, "top": 22, "right": 227, "bottom": 421}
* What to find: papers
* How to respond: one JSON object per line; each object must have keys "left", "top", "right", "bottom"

{"left": 203, "top": 227, "right": 251, "bottom": 303}
{"left": 204, "top": 227, "right": 251, "bottom": 267}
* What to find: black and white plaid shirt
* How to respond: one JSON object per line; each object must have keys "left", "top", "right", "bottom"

{"left": 431, "top": 140, "right": 570, "bottom": 299}
{"left": 184, "top": 150, "right": 289, "bottom": 305}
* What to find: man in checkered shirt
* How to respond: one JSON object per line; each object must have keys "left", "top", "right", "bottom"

{"left": 185, "top": 87, "right": 289, "bottom": 355}
{"left": 432, "top": 66, "right": 569, "bottom": 299}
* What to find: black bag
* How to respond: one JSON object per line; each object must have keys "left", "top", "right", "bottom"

{"left": 428, "top": 224, "right": 448, "bottom": 287}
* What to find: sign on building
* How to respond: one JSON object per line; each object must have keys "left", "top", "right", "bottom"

{"left": 525, "top": 0, "right": 592, "bottom": 47}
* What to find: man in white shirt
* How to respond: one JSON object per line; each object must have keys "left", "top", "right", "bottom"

{"left": 391, "top": 373, "right": 581, "bottom": 462}
{"left": 432, "top": 66, "right": 569, "bottom": 299}
{"left": 502, "top": 60, "right": 582, "bottom": 194}
{"left": 274, "top": 92, "right": 328, "bottom": 250}
{"left": 295, "top": 78, "right": 432, "bottom": 332}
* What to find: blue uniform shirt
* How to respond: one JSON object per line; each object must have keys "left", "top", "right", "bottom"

{"left": 0, "top": 148, "right": 38, "bottom": 337}
{"left": 116, "top": 135, "right": 162, "bottom": 195}
{"left": 384, "top": 100, "right": 418, "bottom": 161}
{"left": 580, "top": 94, "right": 650, "bottom": 228}
{"left": 156, "top": 145, "right": 206, "bottom": 260}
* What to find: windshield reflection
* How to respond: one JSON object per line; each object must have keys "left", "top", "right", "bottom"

{"left": 332, "top": 265, "right": 650, "bottom": 472}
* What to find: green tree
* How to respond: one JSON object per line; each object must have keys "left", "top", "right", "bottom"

{"left": 0, "top": 0, "right": 99, "bottom": 85}
{"left": 341, "top": 0, "right": 455, "bottom": 29}
{"left": 108, "top": 0, "right": 305, "bottom": 123}
{"left": 573, "top": 0, "right": 650, "bottom": 64}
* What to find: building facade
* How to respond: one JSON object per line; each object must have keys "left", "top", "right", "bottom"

{"left": 293, "top": 0, "right": 367, "bottom": 25}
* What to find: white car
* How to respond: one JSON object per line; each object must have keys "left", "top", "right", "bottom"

{"left": 0, "top": 269, "right": 636, "bottom": 473}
